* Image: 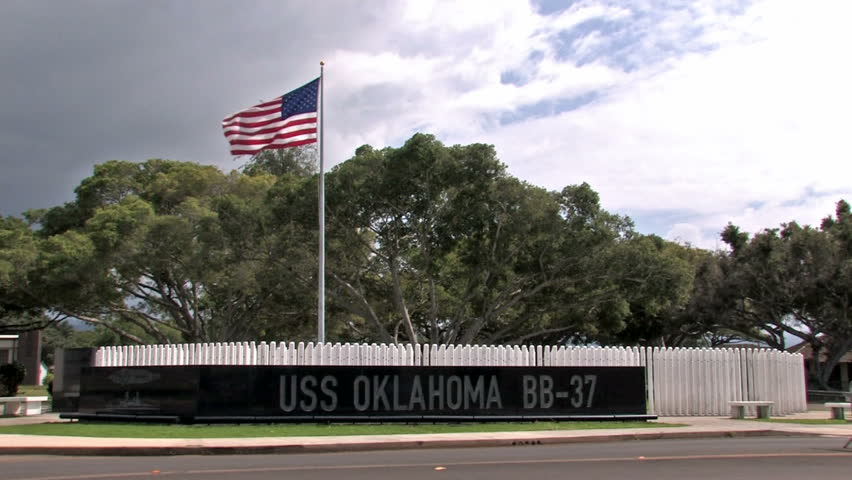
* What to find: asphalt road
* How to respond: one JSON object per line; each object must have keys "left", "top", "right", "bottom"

{"left": 0, "top": 436, "right": 850, "bottom": 480}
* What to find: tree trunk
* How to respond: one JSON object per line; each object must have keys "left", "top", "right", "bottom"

{"left": 389, "top": 256, "right": 418, "bottom": 345}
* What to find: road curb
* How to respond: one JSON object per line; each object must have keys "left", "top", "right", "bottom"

{"left": 0, "top": 430, "right": 817, "bottom": 456}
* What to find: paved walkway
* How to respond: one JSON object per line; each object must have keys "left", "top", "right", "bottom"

{"left": 0, "top": 411, "right": 850, "bottom": 456}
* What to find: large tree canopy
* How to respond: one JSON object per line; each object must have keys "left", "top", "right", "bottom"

{"left": 1, "top": 135, "right": 697, "bottom": 346}
{"left": 5, "top": 131, "right": 847, "bottom": 389}
{"left": 270, "top": 134, "right": 694, "bottom": 346}
{"left": 707, "top": 200, "right": 852, "bottom": 388}
{"left": 1, "top": 159, "right": 317, "bottom": 342}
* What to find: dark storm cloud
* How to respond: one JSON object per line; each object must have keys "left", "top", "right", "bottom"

{"left": 0, "top": 0, "right": 392, "bottom": 216}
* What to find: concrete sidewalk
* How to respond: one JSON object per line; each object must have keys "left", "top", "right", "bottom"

{"left": 0, "top": 411, "right": 850, "bottom": 456}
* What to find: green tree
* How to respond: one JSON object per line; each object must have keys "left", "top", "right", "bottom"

{"left": 602, "top": 235, "right": 702, "bottom": 347}
{"left": 299, "top": 134, "right": 644, "bottom": 345}
{"left": 242, "top": 144, "right": 317, "bottom": 178}
{"left": 716, "top": 201, "right": 852, "bottom": 388}
{"left": 2, "top": 160, "right": 315, "bottom": 343}
{"left": 319, "top": 135, "right": 505, "bottom": 344}
{"left": 0, "top": 216, "right": 43, "bottom": 332}
{"left": 5, "top": 135, "right": 745, "bottom": 352}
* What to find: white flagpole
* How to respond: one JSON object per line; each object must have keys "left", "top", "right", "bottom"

{"left": 318, "top": 61, "right": 326, "bottom": 344}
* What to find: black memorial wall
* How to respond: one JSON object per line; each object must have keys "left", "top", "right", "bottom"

{"left": 71, "top": 365, "right": 651, "bottom": 422}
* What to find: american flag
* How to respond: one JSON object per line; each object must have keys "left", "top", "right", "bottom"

{"left": 222, "top": 78, "right": 319, "bottom": 156}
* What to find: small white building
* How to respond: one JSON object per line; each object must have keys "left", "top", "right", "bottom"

{"left": 0, "top": 335, "right": 18, "bottom": 364}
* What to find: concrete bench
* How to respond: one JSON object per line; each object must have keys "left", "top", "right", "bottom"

{"left": 0, "top": 396, "right": 49, "bottom": 416}
{"left": 729, "top": 400, "right": 774, "bottom": 419}
{"left": 824, "top": 402, "right": 851, "bottom": 420}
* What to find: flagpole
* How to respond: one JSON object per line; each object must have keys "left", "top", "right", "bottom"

{"left": 318, "top": 61, "right": 326, "bottom": 344}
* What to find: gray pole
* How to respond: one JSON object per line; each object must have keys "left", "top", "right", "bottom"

{"left": 318, "top": 61, "right": 326, "bottom": 344}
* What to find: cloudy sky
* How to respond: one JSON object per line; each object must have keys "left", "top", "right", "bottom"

{"left": 1, "top": 0, "right": 850, "bottom": 249}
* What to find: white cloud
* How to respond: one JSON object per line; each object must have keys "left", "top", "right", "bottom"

{"left": 385, "top": 0, "right": 852, "bottom": 244}
{"left": 321, "top": 0, "right": 637, "bottom": 159}
{"left": 6, "top": 0, "right": 848, "bottom": 249}
{"left": 316, "top": 1, "right": 852, "bottom": 250}
{"left": 665, "top": 223, "right": 705, "bottom": 247}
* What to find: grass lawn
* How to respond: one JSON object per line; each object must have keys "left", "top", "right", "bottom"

{"left": 13, "top": 385, "right": 49, "bottom": 397}
{"left": 0, "top": 421, "right": 682, "bottom": 438}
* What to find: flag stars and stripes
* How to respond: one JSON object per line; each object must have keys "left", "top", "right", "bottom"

{"left": 222, "top": 78, "right": 319, "bottom": 156}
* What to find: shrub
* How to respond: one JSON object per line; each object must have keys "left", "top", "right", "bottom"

{"left": 43, "top": 372, "right": 54, "bottom": 396}
{"left": 0, "top": 362, "right": 26, "bottom": 397}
